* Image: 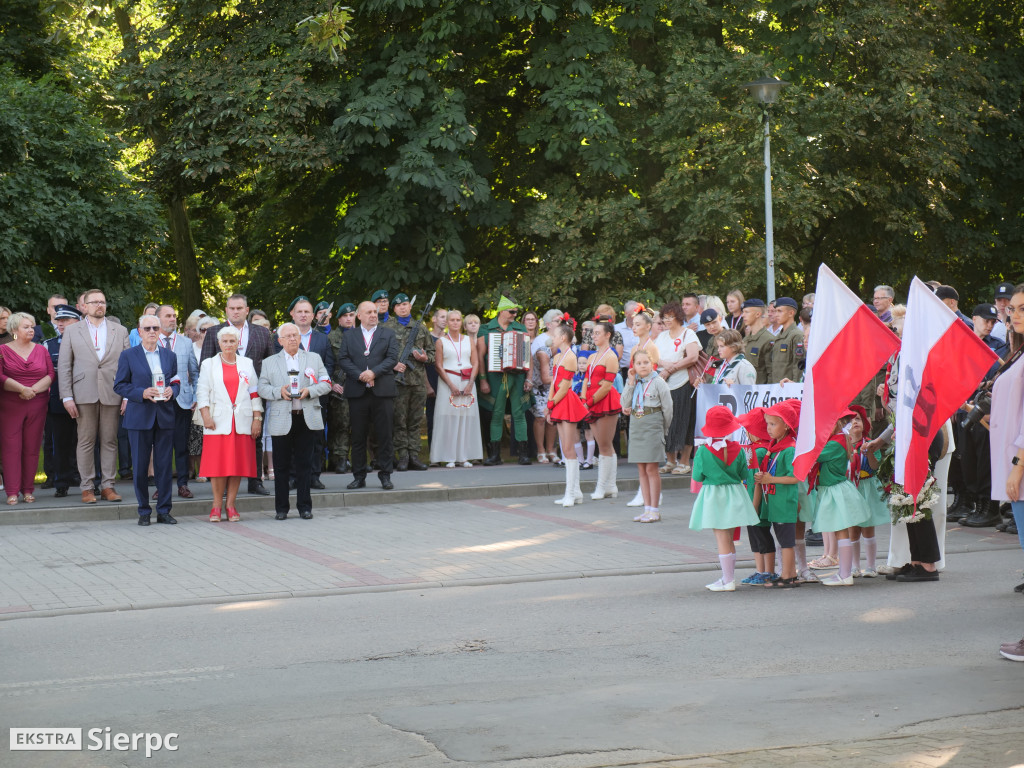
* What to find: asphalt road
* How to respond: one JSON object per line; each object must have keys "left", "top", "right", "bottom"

{"left": 4, "top": 545, "right": 1024, "bottom": 768}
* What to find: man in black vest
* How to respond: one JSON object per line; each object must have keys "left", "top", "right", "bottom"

{"left": 339, "top": 301, "right": 399, "bottom": 490}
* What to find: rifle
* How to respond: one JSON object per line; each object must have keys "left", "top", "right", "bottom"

{"left": 394, "top": 289, "right": 438, "bottom": 385}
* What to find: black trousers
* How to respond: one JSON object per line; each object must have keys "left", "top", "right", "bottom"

{"left": 172, "top": 403, "right": 192, "bottom": 486}
{"left": 959, "top": 421, "right": 992, "bottom": 500}
{"left": 49, "top": 411, "right": 78, "bottom": 491}
{"left": 907, "top": 519, "right": 941, "bottom": 565}
{"left": 271, "top": 413, "right": 316, "bottom": 516}
{"left": 43, "top": 412, "right": 55, "bottom": 481}
{"left": 349, "top": 393, "right": 395, "bottom": 478}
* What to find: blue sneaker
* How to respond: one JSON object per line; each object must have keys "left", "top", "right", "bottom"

{"left": 741, "top": 572, "right": 768, "bottom": 585}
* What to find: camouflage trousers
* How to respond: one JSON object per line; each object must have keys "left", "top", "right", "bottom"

{"left": 327, "top": 395, "right": 350, "bottom": 466}
{"left": 393, "top": 383, "right": 427, "bottom": 459}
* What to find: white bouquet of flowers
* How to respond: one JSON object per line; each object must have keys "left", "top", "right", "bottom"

{"left": 887, "top": 474, "right": 939, "bottom": 525}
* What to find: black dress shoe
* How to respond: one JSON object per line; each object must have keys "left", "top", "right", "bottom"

{"left": 249, "top": 481, "right": 270, "bottom": 496}
{"left": 275, "top": 512, "right": 288, "bottom": 520}
{"left": 311, "top": 478, "right": 326, "bottom": 490}
{"left": 1014, "top": 581, "right": 1024, "bottom": 594}
{"left": 119, "top": 471, "right": 133, "bottom": 482}
{"left": 379, "top": 471, "right": 394, "bottom": 490}
{"left": 895, "top": 564, "right": 939, "bottom": 582}
{"left": 885, "top": 564, "right": 915, "bottom": 580}
{"left": 396, "top": 456, "right": 409, "bottom": 472}
{"left": 962, "top": 510, "right": 1001, "bottom": 528}
{"left": 340, "top": 459, "right": 351, "bottom": 473}
{"left": 408, "top": 456, "right": 428, "bottom": 471}
{"left": 805, "top": 531, "right": 824, "bottom": 546}
{"left": 1008, "top": 522, "right": 1018, "bottom": 535}
{"left": 40, "top": 479, "right": 54, "bottom": 490}
{"left": 55, "top": 488, "right": 68, "bottom": 498}
{"left": 347, "top": 477, "right": 366, "bottom": 489}
{"left": 156, "top": 513, "right": 177, "bottom": 525}
{"left": 299, "top": 510, "right": 313, "bottom": 519}
{"left": 137, "top": 515, "right": 151, "bottom": 526}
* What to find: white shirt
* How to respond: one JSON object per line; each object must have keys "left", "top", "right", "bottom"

{"left": 231, "top": 321, "right": 250, "bottom": 356}
{"left": 615, "top": 320, "right": 638, "bottom": 362}
{"left": 531, "top": 332, "right": 551, "bottom": 357}
{"left": 87, "top": 318, "right": 107, "bottom": 359}
{"left": 300, "top": 329, "right": 313, "bottom": 351}
{"left": 654, "top": 327, "right": 699, "bottom": 390}
{"left": 992, "top": 320, "right": 1008, "bottom": 343}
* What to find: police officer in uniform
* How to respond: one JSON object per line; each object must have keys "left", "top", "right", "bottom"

{"left": 741, "top": 299, "right": 773, "bottom": 384}
{"left": 327, "top": 302, "right": 357, "bottom": 473}
{"left": 765, "top": 297, "right": 805, "bottom": 384}
{"left": 44, "top": 305, "right": 83, "bottom": 497}
{"left": 384, "top": 293, "right": 434, "bottom": 471}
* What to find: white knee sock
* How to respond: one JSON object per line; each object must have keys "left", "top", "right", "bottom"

{"left": 838, "top": 539, "right": 854, "bottom": 579}
{"left": 574, "top": 442, "right": 582, "bottom": 462}
{"left": 863, "top": 536, "right": 877, "bottom": 569}
{"left": 851, "top": 539, "right": 861, "bottom": 571}
{"left": 795, "top": 540, "right": 808, "bottom": 572}
{"left": 586, "top": 440, "right": 596, "bottom": 465}
{"left": 719, "top": 553, "right": 736, "bottom": 584}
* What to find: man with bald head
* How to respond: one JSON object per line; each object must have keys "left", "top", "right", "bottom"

{"left": 338, "top": 301, "right": 399, "bottom": 489}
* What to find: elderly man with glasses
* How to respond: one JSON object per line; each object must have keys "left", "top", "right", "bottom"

{"left": 113, "top": 315, "right": 181, "bottom": 525}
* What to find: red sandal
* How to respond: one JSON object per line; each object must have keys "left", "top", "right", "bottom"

{"left": 209, "top": 508, "right": 222, "bottom": 523}
{"left": 227, "top": 508, "right": 241, "bottom": 522}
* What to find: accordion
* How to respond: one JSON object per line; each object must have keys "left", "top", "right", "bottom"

{"left": 487, "top": 331, "right": 530, "bottom": 373}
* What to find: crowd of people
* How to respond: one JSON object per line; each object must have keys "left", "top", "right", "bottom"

{"left": 1, "top": 280, "right": 1023, "bottom": 653}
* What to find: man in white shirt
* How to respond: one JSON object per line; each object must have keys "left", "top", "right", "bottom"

{"left": 614, "top": 301, "right": 639, "bottom": 375}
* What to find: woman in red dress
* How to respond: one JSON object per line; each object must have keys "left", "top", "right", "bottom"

{"left": 196, "top": 327, "right": 263, "bottom": 522}
{"left": 0, "top": 312, "right": 54, "bottom": 504}
{"left": 585, "top": 320, "right": 621, "bottom": 499}
{"left": 546, "top": 324, "right": 589, "bottom": 506}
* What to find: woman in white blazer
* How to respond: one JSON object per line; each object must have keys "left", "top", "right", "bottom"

{"left": 196, "top": 326, "right": 262, "bottom": 522}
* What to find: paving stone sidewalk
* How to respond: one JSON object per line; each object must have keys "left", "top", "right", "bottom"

{"left": 0, "top": 484, "right": 1019, "bottom": 619}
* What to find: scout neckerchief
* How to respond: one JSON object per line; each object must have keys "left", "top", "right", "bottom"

{"left": 760, "top": 434, "right": 795, "bottom": 497}
{"left": 632, "top": 372, "right": 657, "bottom": 417}
{"left": 714, "top": 353, "right": 747, "bottom": 384}
{"left": 848, "top": 438, "right": 864, "bottom": 487}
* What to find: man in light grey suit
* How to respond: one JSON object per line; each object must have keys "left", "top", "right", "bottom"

{"left": 257, "top": 323, "right": 331, "bottom": 520}
{"left": 57, "top": 288, "right": 130, "bottom": 504}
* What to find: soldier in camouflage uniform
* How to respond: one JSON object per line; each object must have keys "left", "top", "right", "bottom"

{"left": 384, "top": 293, "right": 435, "bottom": 471}
{"left": 741, "top": 299, "right": 774, "bottom": 385}
{"left": 765, "top": 297, "right": 806, "bottom": 384}
{"left": 327, "top": 303, "right": 357, "bottom": 473}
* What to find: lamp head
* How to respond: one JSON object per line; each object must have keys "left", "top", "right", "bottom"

{"left": 742, "top": 76, "right": 789, "bottom": 104}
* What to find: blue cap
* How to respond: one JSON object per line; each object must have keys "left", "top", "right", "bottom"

{"left": 699, "top": 308, "right": 719, "bottom": 324}
{"left": 775, "top": 297, "right": 799, "bottom": 311}
{"left": 742, "top": 299, "right": 765, "bottom": 309}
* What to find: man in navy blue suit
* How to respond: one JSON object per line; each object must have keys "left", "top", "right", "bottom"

{"left": 113, "top": 315, "right": 180, "bottom": 526}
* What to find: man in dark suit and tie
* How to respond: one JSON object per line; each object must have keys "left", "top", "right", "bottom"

{"left": 339, "top": 301, "right": 399, "bottom": 490}
{"left": 275, "top": 296, "right": 336, "bottom": 489}
{"left": 113, "top": 315, "right": 181, "bottom": 525}
{"left": 200, "top": 293, "right": 274, "bottom": 495}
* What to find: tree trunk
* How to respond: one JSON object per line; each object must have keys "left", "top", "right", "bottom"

{"left": 168, "top": 192, "right": 203, "bottom": 312}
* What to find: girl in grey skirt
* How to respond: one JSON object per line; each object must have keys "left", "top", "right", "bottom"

{"left": 621, "top": 350, "right": 674, "bottom": 522}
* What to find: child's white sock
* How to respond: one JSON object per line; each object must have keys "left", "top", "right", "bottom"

{"left": 795, "top": 540, "right": 808, "bottom": 573}
{"left": 851, "top": 539, "right": 861, "bottom": 571}
{"left": 863, "top": 536, "right": 877, "bottom": 569}
{"left": 838, "top": 539, "right": 854, "bottom": 579}
{"left": 719, "top": 553, "right": 736, "bottom": 584}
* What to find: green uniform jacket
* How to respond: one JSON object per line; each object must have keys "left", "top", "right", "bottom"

{"left": 744, "top": 327, "right": 775, "bottom": 385}
{"left": 478, "top": 317, "right": 530, "bottom": 414}
{"left": 816, "top": 439, "right": 849, "bottom": 487}
{"left": 766, "top": 323, "right": 805, "bottom": 384}
{"left": 693, "top": 444, "right": 750, "bottom": 486}
{"left": 384, "top": 316, "right": 435, "bottom": 387}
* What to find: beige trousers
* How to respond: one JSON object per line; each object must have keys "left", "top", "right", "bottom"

{"left": 76, "top": 403, "right": 120, "bottom": 491}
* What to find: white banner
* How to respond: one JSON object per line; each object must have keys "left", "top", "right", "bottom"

{"left": 695, "top": 383, "right": 803, "bottom": 439}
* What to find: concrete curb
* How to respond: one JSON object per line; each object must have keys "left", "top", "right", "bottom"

{"left": 0, "top": 476, "right": 692, "bottom": 526}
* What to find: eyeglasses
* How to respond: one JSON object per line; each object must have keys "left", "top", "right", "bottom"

{"left": 140, "top": 326, "right": 160, "bottom": 332}
{"left": 86, "top": 301, "right": 107, "bottom": 306}
{"left": 1008, "top": 306, "right": 1024, "bottom": 316}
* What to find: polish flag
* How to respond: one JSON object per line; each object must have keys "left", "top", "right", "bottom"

{"left": 895, "top": 277, "right": 999, "bottom": 497}
{"left": 792, "top": 264, "right": 901, "bottom": 480}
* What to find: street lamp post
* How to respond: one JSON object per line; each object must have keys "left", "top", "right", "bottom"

{"left": 742, "top": 76, "right": 788, "bottom": 304}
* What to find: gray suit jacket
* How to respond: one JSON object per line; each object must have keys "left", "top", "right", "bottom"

{"left": 57, "top": 319, "right": 130, "bottom": 405}
{"left": 257, "top": 349, "right": 331, "bottom": 436}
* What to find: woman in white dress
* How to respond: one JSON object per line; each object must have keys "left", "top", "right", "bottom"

{"left": 430, "top": 310, "right": 484, "bottom": 467}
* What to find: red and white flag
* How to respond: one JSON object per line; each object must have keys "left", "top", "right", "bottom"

{"left": 793, "top": 264, "right": 901, "bottom": 480}
{"left": 895, "top": 277, "right": 998, "bottom": 497}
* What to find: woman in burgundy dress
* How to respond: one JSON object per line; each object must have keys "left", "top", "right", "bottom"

{"left": 0, "top": 313, "right": 54, "bottom": 504}
{"left": 196, "top": 327, "right": 262, "bottom": 522}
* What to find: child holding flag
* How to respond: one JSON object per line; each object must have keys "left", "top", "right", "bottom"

{"left": 688, "top": 406, "right": 761, "bottom": 591}
{"left": 753, "top": 400, "right": 802, "bottom": 588}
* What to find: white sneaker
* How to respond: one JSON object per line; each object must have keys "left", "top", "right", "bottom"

{"left": 862, "top": 567, "right": 878, "bottom": 578}
{"left": 851, "top": 568, "right": 863, "bottom": 578}
{"left": 706, "top": 579, "right": 736, "bottom": 592}
{"left": 636, "top": 511, "right": 661, "bottom": 523}
{"left": 445, "top": 462, "right": 456, "bottom": 468}
{"left": 462, "top": 461, "right": 473, "bottom": 468}
{"left": 626, "top": 489, "right": 644, "bottom": 507}
{"left": 820, "top": 573, "right": 854, "bottom": 586}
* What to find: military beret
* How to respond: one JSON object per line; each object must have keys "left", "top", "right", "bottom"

{"left": 314, "top": 300, "right": 333, "bottom": 314}
{"left": 699, "top": 308, "right": 719, "bottom": 324}
{"left": 54, "top": 304, "right": 82, "bottom": 320}
{"left": 972, "top": 303, "right": 998, "bottom": 321}
{"left": 371, "top": 290, "right": 389, "bottom": 302}
{"left": 742, "top": 299, "right": 765, "bottom": 309}
{"left": 392, "top": 293, "right": 411, "bottom": 306}
{"left": 338, "top": 302, "right": 357, "bottom": 315}
{"left": 996, "top": 282, "right": 1015, "bottom": 299}
{"left": 288, "top": 295, "right": 312, "bottom": 313}
{"left": 934, "top": 285, "right": 959, "bottom": 301}
{"left": 774, "top": 297, "right": 799, "bottom": 311}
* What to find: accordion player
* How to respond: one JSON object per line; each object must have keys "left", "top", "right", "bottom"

{"left": 486, "top": 330, "right": 530, "bottom": 373}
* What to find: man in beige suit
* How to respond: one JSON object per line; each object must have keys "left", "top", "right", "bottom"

{"left": 58, "top": 288, "right": 130, "bottom": 504}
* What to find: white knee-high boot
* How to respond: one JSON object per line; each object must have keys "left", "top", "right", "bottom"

{"left": 591, "top": 455, "right": 619, "bottom": 499}
{"left": 569, "top": 459, "right": 583, "bottom": 504}
{"left": 627, "top": 487, "right": 644, "bottom": 506}
{"left": 555, "top": 459, "right": 579, "bottom": 506}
